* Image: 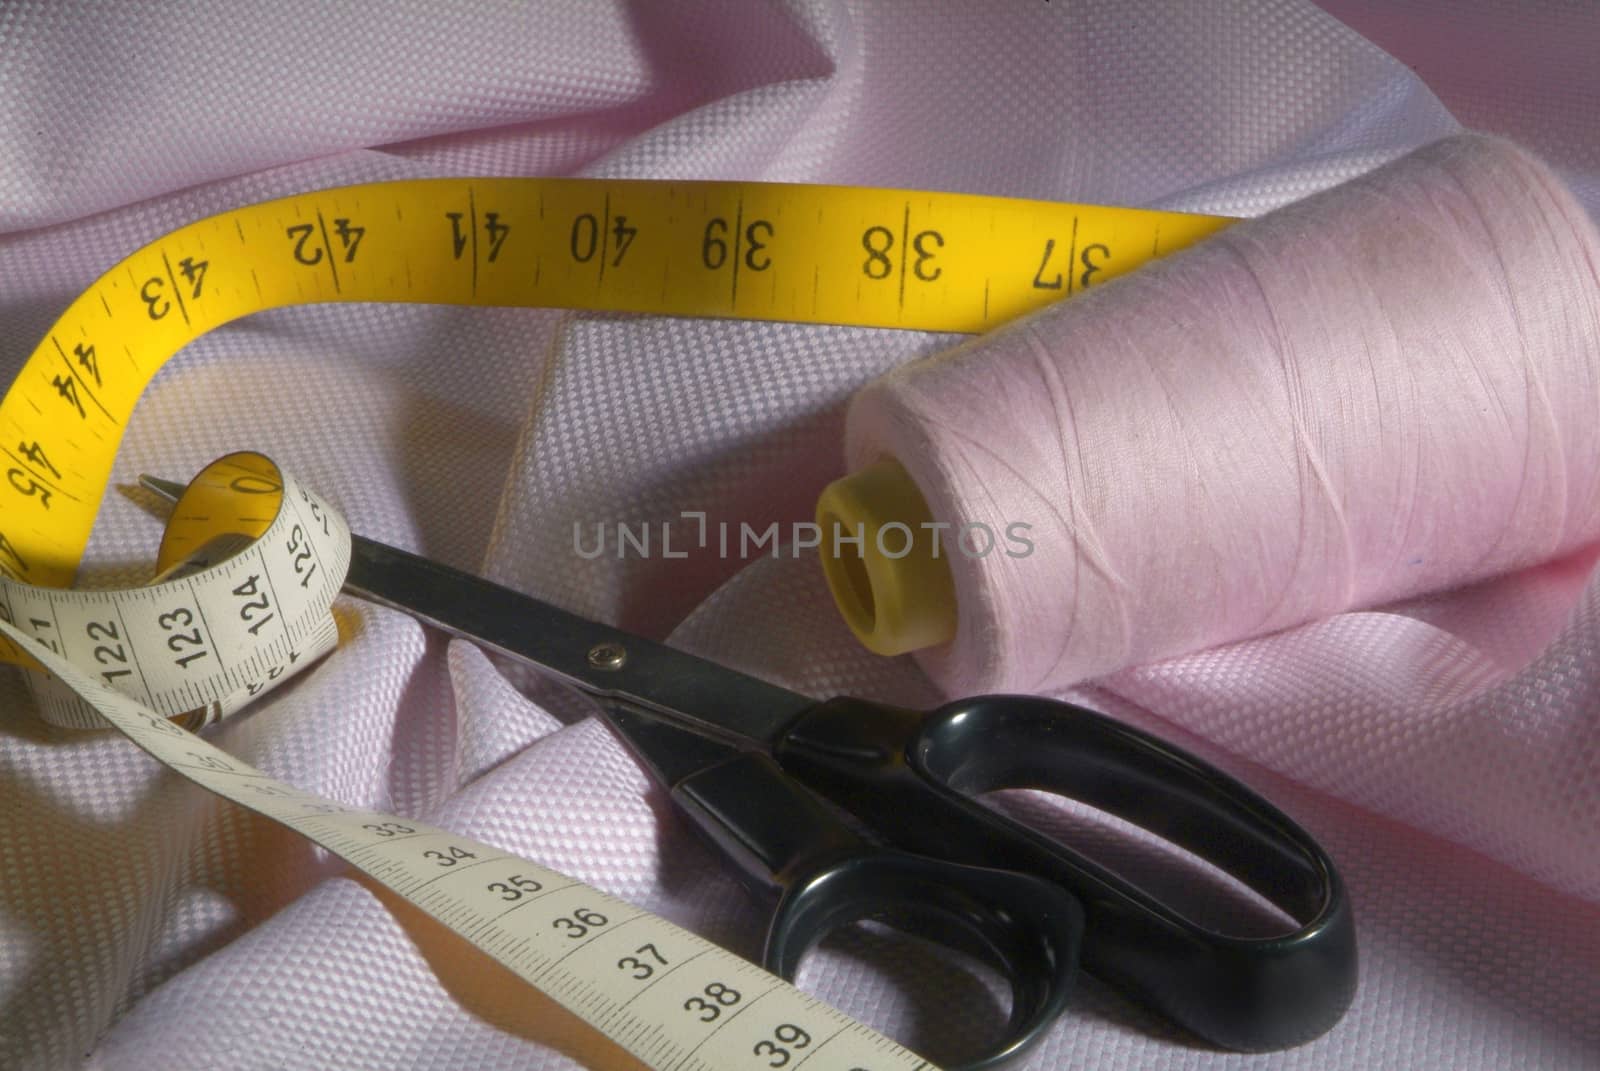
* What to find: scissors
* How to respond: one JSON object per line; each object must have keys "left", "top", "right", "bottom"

{"left": 144, "top": 476, "right": 1356, "bottom": 1069}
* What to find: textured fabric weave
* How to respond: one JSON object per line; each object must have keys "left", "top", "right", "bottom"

{"left": 1, "top": 3, "right": 1596, "bottom": 1068}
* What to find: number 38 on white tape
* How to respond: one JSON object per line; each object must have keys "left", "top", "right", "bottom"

{"left": 0, "top": 453, "right": 938, "bottom": 1071}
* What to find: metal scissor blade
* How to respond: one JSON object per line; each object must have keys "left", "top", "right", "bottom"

{"left": 139, "top": 475, "right": 816, "bottom": 750}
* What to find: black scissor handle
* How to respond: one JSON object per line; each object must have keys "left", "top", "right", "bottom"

{"left": 666, "top": 744, "right": 1082, "bottom": 1071}
{"left": 767, "top": 849, "right": 1083, "bottom": 1071}
{"left": 774, "top": 695, "right": 1357, "bottom": 1053}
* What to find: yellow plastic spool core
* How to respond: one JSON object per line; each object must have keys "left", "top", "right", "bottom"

{"left": 816, "top": 458, "right": 957, "bottom": 656}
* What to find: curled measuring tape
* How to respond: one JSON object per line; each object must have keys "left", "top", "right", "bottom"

{"left": 2, "top": 452, "right": 345, "bottom": 729}
{"left": 0, "top": 177, "right": 1221, "bottom": 1066}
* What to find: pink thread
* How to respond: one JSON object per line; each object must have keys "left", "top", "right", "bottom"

{"left": 846, "top": 135, "right": 1600, "bottom": 695}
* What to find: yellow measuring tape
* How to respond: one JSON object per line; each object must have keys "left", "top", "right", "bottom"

{"left": 0, "top": 177, "right": 1226, "bottom": 592}
{"left": 0, "top": 177, "right": 1227, "bottom": 1066}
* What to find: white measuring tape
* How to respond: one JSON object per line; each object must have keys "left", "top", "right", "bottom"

{"left": 0, "top": 453, "right": 937, "bottom": 1071}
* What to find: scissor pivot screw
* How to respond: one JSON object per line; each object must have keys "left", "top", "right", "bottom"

{"left": 587, "top": 642, "right": 628, "bottom": 671}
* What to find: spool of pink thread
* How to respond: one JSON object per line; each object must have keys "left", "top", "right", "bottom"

{"left": 819, "top": 134, "right": 1600, "bottom": 695}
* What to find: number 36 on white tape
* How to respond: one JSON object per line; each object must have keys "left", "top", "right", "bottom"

{"left": 0, "top": 453, "right": 938, "bottom": 1071}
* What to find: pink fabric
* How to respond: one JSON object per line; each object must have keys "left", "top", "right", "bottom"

{"left": 0, "top": 3, "right": 1596, "bottom": 1069}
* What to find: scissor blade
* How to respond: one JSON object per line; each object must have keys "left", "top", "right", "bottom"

{"left": 603, "top": 705, "right": 745, "bottom": 789}
{"left": 139, "top": 474, "right": 816, "bottom": 750}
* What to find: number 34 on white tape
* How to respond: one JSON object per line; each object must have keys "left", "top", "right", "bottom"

{"left": 0, "top": 453, "right": 938, "bottom": 1071}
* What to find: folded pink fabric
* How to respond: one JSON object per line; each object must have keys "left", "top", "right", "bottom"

{"left": 1, "top": 2, "right": 1595, "bottom": 1069}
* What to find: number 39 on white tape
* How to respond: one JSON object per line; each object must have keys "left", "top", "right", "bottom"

{"left": 0, "top": 453, "right": 938, "bottom": 1071}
